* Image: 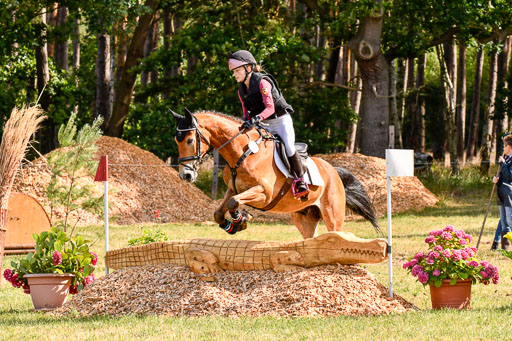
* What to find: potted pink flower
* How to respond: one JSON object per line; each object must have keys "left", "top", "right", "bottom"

{"left": 403, "top": 225, "right": 499, "bottom": 309}
{"left": 3, "top": 227, "right": 97, "bottom": 310}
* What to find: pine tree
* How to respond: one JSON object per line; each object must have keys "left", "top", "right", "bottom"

{"left": 46, "top": 113, "right": 104, "bottom": 235}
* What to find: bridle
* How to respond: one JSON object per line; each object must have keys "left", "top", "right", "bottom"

{"left": 176, "top": 115, "right": 246, "bottom": 172}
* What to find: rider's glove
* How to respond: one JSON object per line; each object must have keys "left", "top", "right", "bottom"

{"left": 241, "top": 115, "right": 262, "bottom": 130}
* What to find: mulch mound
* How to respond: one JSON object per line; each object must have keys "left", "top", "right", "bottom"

{"left": 13, "top": 136, "right": 216, "bottom": 225}
{"left": 315, "top": 153, "right": 439, "bottom": 216}
{"left": 13, "top": 137, "right": 437, "bottom": 226}
{"left": 56, "top": 264, "right": 415, "bottom": 317}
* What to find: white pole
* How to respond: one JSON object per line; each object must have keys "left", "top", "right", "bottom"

{"left": 387, "top": 175, "right": 393, "bottom": 298}
{"left": 104, "top": 180, "right": 109, "bottom": 275}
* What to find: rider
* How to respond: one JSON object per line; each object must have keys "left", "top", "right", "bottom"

{"left": 227, "top": 49, "right": 309, "bottom": 199}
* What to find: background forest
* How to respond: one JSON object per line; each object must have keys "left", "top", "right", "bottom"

{"left": 1, "top": 0, "right": 511, "bottom": 172}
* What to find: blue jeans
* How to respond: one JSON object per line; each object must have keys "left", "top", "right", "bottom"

{"left": 494, "top": 220, "right": 502, "bottom": 243}
{"left": 497, "top": 205, "right": 512, "bottom": 242}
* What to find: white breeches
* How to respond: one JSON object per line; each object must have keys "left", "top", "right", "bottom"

{"left": 264, "top": 114, "right": 296, "bottom": 157}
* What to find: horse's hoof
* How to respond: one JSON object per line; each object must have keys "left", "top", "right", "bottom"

{"left": 241, "top": 209, "right": 254, "bottom": 222}
{"left": 219, "top": 220, "right": 237, "bottom": 234}
{"left": 233, "top": 216, "right": 247, "bottom": 232}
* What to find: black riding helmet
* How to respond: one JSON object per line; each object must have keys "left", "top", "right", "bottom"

{"left": 228, "top": 50, "right": 257, "bottom": 83}
{"left": 227, "top": 50, "right": 257, "bottom": 66}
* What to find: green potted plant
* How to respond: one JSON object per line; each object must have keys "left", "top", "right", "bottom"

{"left": 3, "top": 227, "right": 97, "bottom": 310}
{"left": 403, "top": 225, "right": 499, "bottom": 309}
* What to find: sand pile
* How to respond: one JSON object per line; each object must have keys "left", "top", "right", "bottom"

{"left": 56, "top": 264, "right": 415, "bottom": 317}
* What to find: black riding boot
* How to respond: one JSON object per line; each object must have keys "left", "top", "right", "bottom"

{"left": 501, "top": 232, "right": 511, "bottom": 251}
{"left": 289, "top": 152, "right": 309, "bottom": 200}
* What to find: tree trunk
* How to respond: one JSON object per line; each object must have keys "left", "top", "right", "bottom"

{"left": 346, "top": 56, "right": 361, "bottom": 153}
{"left": 115, "top": 19, "right": 128, "bottom": 86}
{"left": 106, "top": 0, "right": 161, "bottom": 137}
{"left": 456, "top": 44, "right": 466, "bottom": 162}
{"left": 480, "top": 48, "right": 498, "bottom": 175}
{"left": 466, "top": 47, "right": 484, "bottom": 161}
{"left": 72, "top": 13, "right": 80, "bottom": 114}
{"left": 326, "top": 38, "right": 341, "bottom": 83}
{"left": 415, "top": 53, "right": 426, "bottom": 152}
{"left": 348, "top": 12, "right": 389, "bottom": 158}
{"left": 54, "top": 6, "right": 68, "bottom": 72}
{"left": 404, "top": 57, "right": 415, "bottom": 149}
{"left": 314, "top": 24, "right": 326, "bottom": 80}
{"left": 495, "top": 36, "right": 511, "bottom": 149}
{"left": 141, "top": 14, "right": 159, "bottom": 90}
{"left": 35, "top": 9, "right": 54, "bottom": 153}
{"left": 95, "top": 18, "right": 111, "bottom": 127}
{"left": 395, "top": 58, "right": 406, "bottom": 148}
{"left": 149, "top": 16, "right": 159, "bottom": 85}
{"left": 72, "top": 14, "right": 80, "bottom": 72}
{"left": 439, "top": 42, "right": 459, "bottom": 174}
{"left": 162, "top": 13, "right": 182, "bottom": 99}
{"left": 46, "top": 5, "right": 58, "bottom": 58}
{"left": 389, "top": 59, "right": 402, "bottom": 149}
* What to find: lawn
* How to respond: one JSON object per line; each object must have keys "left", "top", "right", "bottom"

{"left": 1, "top": 189, "right": 511, "bottom": 340}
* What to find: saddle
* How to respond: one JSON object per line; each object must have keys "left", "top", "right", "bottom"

{"left": 275, "top": 139, "right": 309, "bottom": 177}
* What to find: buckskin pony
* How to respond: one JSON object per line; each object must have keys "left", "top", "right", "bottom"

{"left": 172, "top": 109, "right": 381, "bottom": 239}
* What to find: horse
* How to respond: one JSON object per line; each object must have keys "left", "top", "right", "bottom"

{"left": 171, "top": 109, "right": 381, "bottom": 239}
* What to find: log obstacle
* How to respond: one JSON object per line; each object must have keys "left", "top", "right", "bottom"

{"left": 106, "top": 232, "right": 388, "bottom": 274}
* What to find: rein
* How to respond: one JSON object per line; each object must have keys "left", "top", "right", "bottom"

{"left": 177, "top": 116, "right": 265, "bottom": 191}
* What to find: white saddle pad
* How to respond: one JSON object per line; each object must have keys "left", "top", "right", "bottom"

{"left": 273, "top": 148, "right": 324, "bottom": 187}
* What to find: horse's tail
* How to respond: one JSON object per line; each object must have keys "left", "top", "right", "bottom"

{"left": 335, "top": 167, "right": 384, "bottom": 237}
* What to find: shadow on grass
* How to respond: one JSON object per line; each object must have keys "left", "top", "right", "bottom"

{"left": 0, "top": 308, "right": 139, "bottom": 325}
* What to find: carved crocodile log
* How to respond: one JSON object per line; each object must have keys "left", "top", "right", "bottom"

{"left": 106, "top": 232, "right": 388, "bottom": 274}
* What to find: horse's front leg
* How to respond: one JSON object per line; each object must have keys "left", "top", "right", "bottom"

{"left": 213, "top": 188, "right": 234, "bottom": 225}
{"left": 227, "top": 185, "right": 266, "bottom": 212}
{"left": 215, "top": 185, "right": 266, "bottom": 235}
{"left": 213, "top": 187, "right": 252, "bottom": 234}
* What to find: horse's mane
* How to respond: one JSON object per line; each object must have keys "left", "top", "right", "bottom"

{"left": 194, "top": 110, "right": 243, "bottom": 124}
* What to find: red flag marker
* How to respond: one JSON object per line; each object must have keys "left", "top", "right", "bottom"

{"left": 94, "top": 155, "right": 108, "bottom": 182}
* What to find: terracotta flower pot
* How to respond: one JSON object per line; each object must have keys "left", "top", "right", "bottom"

{"left": 429, "top": 279, "right": 472, "bottom": 309}
{"left": 24, "top": 273, "right": 74, "bottom": 310}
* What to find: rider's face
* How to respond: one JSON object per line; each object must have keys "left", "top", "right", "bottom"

{"left": 232, "top": 66, "right": 249, "bottom": 83}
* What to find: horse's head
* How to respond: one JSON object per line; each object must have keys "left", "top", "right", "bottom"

{"left": 172, "top": 108, "right": 211, "bottom": 183}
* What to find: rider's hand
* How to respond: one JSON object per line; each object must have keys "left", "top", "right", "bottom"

{"left": 499, "top": 156, "right": 505, "bottom": 163}
{"left": 241, "top": 116, "right": 262, "bottom": 130}
{"left": 493, "top": 176, "right": 500, "bottom": 184}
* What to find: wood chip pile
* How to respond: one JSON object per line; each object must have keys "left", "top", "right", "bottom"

{"left": 56, "top": 264, "right": 414, "bottom": 317}
{"left": 13, "top": 136, "right": 217, "bottom": 225}
{"left": 316, "top": 153, "right": 438, "bottom": 216}
{"left": 13, "top": 138, "right": 437, "bottom": 226}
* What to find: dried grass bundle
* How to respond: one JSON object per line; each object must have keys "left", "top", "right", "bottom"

{"left": 0, "top": 105, "right": 46, "bottom": 227}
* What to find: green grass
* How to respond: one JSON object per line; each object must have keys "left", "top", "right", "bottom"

{"left": 1, "top": 191, "right": 511, "bottom": 340}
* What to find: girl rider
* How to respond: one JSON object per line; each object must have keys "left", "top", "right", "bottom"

{"left": 227, "top": 49, "right": 309, "bottom": 199}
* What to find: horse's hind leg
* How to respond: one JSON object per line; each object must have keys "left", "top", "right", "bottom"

{"left": 290, "top": 206, "right": 321, "bottom": 239}
{"left": 319, "top": 172, "right": 346, "bottom": 232}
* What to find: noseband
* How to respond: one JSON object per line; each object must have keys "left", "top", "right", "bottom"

{"left": 177, "top": 116, "right": 246, "bottom": 172}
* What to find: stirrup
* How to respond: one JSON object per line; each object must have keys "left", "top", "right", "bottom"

{"left": 292, "top": 178, "right": 309, "bottom": 198}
